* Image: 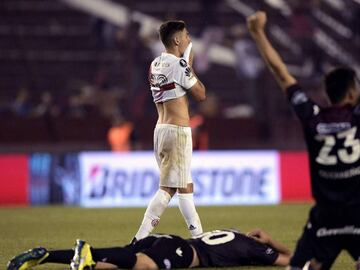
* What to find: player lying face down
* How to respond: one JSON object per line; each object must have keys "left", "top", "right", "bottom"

{"left": 8, "top": 228, "right": 291, "bottom": 270}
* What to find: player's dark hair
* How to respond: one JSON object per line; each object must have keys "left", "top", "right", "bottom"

{"left": 159, "top": 20, "right": 186, "bottom": 48}
{"left": 325, "top": 67, "right": 356, "bottom": 104}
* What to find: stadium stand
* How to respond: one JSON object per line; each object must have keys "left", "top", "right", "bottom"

{"left": 0, "top": 0, "right": 358, "bottom": 151}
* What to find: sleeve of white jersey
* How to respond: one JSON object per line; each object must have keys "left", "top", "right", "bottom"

{"left": 174, "top": 59, "right": 198, "bottom": 90}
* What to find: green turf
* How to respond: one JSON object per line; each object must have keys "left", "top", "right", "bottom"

{"left": 0, "top": 204, "right": 354, "bottom": 269}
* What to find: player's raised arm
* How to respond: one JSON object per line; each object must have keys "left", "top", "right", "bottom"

{"left": 247, "top": 11, "right": 297, "bottom": 91}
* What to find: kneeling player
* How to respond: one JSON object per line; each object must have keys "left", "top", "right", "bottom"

{"left": 7, "top": 228, "right": 290, "bottom": 269}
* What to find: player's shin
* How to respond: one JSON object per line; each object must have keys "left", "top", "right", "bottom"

{"left": 178, "top": 193, "right": 203, "bottom": 236}
{"left": 92, "top": 247, "right": 137, "bottom": 269}
{"left": 44, "top": 250, "right": 74, "bottom": 264}
{"left": 134, "top": 189, "right": 172, "bottom": 240}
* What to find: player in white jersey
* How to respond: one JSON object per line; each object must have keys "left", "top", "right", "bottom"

{"left": 133, "top": 20, "right": 206, "bottom": 242}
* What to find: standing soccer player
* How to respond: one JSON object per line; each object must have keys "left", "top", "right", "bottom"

{"left": 247, "top": 11, "right": 360, "bottom": 270}
{"left": 133, "top": 20, "right": 206, "bottom": 242}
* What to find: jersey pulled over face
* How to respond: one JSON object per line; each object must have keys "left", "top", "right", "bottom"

{"left": 287, "top": 84, "right": 360, "bottom": 208}
{"left": 149, "top": 53, "right": 197, "bottom": 103}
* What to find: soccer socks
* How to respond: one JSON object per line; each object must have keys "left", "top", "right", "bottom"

{"left": 177, "top": 193, "right": 203, "bottom": 236}
{"left": 134, "top": 189, "right": 172, "bottom": 240}
{"left": 42, "top": 250, "right": 74, "bottom": 264}
{"left": 91, "top": 247, "right": 137, "bottom": 269}
{"left": 43, "top": 248, "right": 137, "bottom": 268}
{"left": 134, "top": 190, "right": 202, "bottom": 239}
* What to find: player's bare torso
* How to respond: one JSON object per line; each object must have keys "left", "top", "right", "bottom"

{"left": 156, "top": 95, "right": 190, "bottom": 126}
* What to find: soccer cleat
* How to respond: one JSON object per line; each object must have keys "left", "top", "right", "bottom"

{"left": 70, "top": 239, "right": 96, "bottom": 270}
{"left": 7, "top": 247, "right": 49, "bottom": 270}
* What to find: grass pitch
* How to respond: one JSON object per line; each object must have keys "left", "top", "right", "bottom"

{"left": 0, "top": 204, "right": 354, "bottom": 269}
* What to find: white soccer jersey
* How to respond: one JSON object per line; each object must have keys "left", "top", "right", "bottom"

{"left": 149, "top": 52, "right": 198, "bottom": 103}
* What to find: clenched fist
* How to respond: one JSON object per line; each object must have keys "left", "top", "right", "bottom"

{"left": 247, "top": 11, "right": 267, "bottom": 33}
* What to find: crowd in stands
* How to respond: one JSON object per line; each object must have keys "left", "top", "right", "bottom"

{"left": 0, "top": 0, "right": 359, "bottom": 150}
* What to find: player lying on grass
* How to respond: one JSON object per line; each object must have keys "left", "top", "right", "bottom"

{"left": 8, "top": 228, "right": 290, "bottom": 270}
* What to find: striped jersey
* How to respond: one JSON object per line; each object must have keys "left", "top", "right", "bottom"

{"left": 149, "top": 52, "right": 197, "bottom": 103}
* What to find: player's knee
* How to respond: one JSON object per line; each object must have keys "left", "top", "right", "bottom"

{"left": 160, "top": 186, "right": 176, "bottom": 197}
{"left": 177, "top": 183, "right": 193, "bottom": 193}
{"left": 134, "top": 253, "right": 159, "bottom": 270}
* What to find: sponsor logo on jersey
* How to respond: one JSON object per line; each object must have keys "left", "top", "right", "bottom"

{"left": 185, "top": 67, "right": 192, "bottom": 77}
{"left": 319, "top": 166, "right": 360, "bottom": 180}
{"left": 317, "top": 226, "right": 360, "bottom": 237}
{"left": 316, "top": 122, "right": 351, "bottom": 134}
{"left": 179, "top": 59, "right": 187, "bottom": 67}
{"left": 265, "top": 248, "right": 274, "bottom": 255}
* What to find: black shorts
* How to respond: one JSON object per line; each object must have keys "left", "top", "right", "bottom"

{"left": 290, "top": 206, "right": 360, "bottom": 270}
{"left": 140, "top": 235, "right": 194, "bottom": 269}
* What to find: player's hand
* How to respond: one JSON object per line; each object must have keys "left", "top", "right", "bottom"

{"left": 247, "top": 229, "right": 271, "bottom": 244}
{"left": 247, "top": 11, "right": 267, "bottom": 33}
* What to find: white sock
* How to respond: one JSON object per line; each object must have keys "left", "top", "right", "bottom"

{"left": 134, "top": 189, "right": 171, "bottom": 240}
{"left": 177, "top": 193, "right": 203, "bottom": 236}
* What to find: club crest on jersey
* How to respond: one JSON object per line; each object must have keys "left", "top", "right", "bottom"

{"left": 179, "top": 59, "right": 187, "bottom": 67}
{"left": 151, "top": 219, "right": 160, "bottom": 227}
{"left": 150, "top": 74, "right": 168, "bottom": 87}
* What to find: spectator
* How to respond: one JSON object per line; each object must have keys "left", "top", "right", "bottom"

{"left": 32, "top": 91, "right": 60, "bottom": 117}
{"left": 107, "top": 115, "right": 138, "bottom": 152}
{"left": 11, "top": 88, "right": 33, "bottom": 117}
{"left": 190, "top": 113, "right": 209, "bottom": 150}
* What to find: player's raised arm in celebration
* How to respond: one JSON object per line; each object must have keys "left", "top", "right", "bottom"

{"left": 247, "top": 11, "right": 297, "bottom": 91}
